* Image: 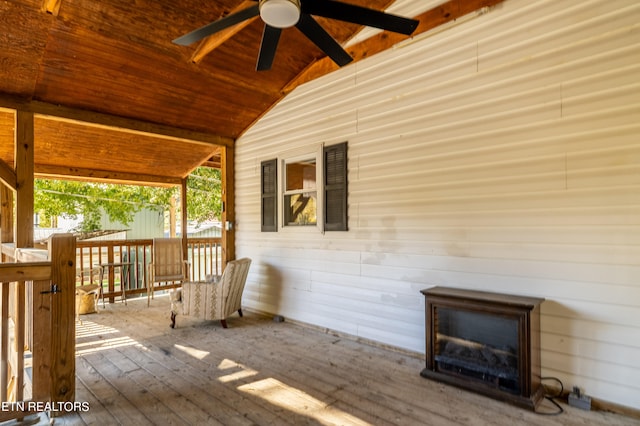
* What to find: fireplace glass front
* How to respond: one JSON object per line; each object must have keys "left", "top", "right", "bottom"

{"left": 434, "top": 307, "right": 520, "bottom": 394}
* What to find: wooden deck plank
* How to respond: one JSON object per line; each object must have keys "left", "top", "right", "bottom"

{"left": 115, "top": 317, "right": 321, "bottom": 425}
{"left": 140, "top": 311, "right": 403, "bottom": 425}
{"left": 168, "top": 318, "right": 443, "bottom": 426}
{"left": 168, "top": 313, "right": 529, "bottom": 426}
{"left": 115, "top": 343, "right": 256, "bottom": 426}
{"left": 75, "top": 355, "right": 156, "bottom": 425}
{"left": 51, "top": 296, "right": 640, "bottom": 426}
{"left": 81, "top": 351, "right": 190, "bottom": 425}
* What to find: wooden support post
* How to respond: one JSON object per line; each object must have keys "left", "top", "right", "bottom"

{"left": 15, "top": 111, "right": 35, "bottom": 356}
{"left": 0, "top": 184, "right": 13, "bottom": 262}
{"left": 48, "top": 234, "right": 76, "bottom": 405}
{"left": 14, "top": 110, "right": 34, "bottom": 249}
{"left": 221, "top": 145, "right": 235, "bottom": 266}
{"left": 169, "top": 195, "right": 177, "bottom": 238}
{"left": 180, "top": 178, "right": 188, "bottom": 262}
{"left": 107, "top": 245, "right": 115, "bottom": 303}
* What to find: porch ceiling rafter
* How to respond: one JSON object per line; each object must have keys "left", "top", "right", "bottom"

{"left": 0, "top": 94, "right": 230, "bottom": 186}
{"left": 0, "top": 95, "right": 233, "bottom": 148}
{"left": 42, "top": 0, "right": 62, "bottom": 16}
{"left": 35, "top": 164, "right": 182, "bottom": 187}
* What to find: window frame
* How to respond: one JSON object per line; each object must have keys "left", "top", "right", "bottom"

{"left": 282, "top": 155, "right": 320, "bottom": 228}
{"left": 279, "top": 145, "right": 324, "bottom": 232}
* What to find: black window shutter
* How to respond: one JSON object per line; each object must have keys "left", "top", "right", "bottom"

{"left": 324, "top": 142, "right": 348, "bottom": 231}
{"left": 261, "top": 159, "right": 277, "bottom": 232}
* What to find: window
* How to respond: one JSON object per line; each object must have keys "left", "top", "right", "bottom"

{"left": 284, "top": 158, "right": 317, "bottom": 226}
{"left": 260, "top": 142, "right": 347, "bottom": 232}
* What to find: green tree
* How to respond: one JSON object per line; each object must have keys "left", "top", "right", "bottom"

{"left": 186, "top": 167, "right": 222, "bottom": 223}
{"left": 34, "top": 167, "right": 221, "bottom": 232}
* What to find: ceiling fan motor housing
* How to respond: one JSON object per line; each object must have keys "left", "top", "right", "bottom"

{"left": 259, "top": 0, "right": 301, "bottom": 28}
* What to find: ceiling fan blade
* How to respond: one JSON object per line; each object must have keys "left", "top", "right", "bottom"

{"left": 256, "top": 25, "right": 282, "bottom": 71}
{"left": 296, "top": 14, "right": 353, "bottom": 67}
{"left": 302, "top": 0, "right": 419, "bottom": 35}
{"left": 173, "top": 4, "right": 260, "bottom": 46}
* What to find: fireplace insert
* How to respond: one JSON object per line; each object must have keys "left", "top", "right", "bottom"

{"left": 420, "top": 287, "right": 545, "bottom": 410}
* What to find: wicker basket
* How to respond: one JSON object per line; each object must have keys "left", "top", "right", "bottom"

{"left": 76, "top": 285, "right": 100, "bottom": 315}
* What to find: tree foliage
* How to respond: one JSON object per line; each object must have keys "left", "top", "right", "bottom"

{"left": 186, "top": 167, "right": 222, "bottom": 223}
{"left": 34, "top": 167, "right": 222, "bottom": 231}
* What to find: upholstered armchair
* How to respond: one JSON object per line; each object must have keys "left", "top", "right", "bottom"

{"left": 169, "top": 258, "right": 251, "bottom": 329}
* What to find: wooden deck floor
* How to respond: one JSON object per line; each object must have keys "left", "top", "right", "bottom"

{"left": 21, "top": 296, "right": 640, "bottom": 425}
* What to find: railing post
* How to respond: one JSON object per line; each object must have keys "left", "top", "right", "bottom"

{"left": 48, "top": 234, "right": 76, "bottom": 405}
{"left": 31, "top": 276, "right": 51, "bottom": 402}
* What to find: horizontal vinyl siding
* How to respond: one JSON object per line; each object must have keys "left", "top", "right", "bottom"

{"left": 235, "top": 0, "right": 640, "bottom": 410}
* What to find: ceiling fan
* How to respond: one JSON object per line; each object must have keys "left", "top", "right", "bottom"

{"left": 173, "top": 0, "right": 419, "bottom": 71}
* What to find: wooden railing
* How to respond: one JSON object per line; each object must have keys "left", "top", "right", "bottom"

{"left": 76, "top": 237, "right": 222, "bottom": 303}
{"left": 0, "top": 235, "right": 218, "bottom": 421}
{"left": 0, "top": 234, "right": 76, "bottom": 422}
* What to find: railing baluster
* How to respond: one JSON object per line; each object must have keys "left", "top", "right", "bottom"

{"left": 14, "top": 282, "right": 25, "bottom": 403}
{"left": 1, "top": 282, "right": 8, "bottom": 402}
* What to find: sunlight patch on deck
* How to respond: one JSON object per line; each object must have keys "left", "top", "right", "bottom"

{"left": 238, "top": 378, "right": 371, "bottom": 426}
{"left": 215, "top": 358, "right": 259, "bottom": 383}
{"left": 75, "top": 320, "right": 141, "bottom": 355}
{"left": 174, "top": 343, "right": 209, "bottom": 360}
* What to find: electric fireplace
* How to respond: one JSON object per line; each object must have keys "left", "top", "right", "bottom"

{"left": 420, "top": 287, "right": 545, "bottom": 410}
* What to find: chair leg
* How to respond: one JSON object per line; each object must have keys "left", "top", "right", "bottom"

{"left": 170, "top": 311, "right": 176, "bottom": 329}
{"left": 220, "top": 319, "right": 228, "bottom": 329}
{"left": 238, "top": 309, "right": 243, "bottom": 317}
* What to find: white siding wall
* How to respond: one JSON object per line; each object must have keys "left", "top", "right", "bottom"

{"left": 234, "top": 0, "right": 640, "bottom": 410}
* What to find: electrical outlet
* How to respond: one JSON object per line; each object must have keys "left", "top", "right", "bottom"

{"left": 568, "top": 386, "right": 591, "bottom": 411}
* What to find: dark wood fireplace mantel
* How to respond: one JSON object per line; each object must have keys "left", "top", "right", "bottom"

{"left": 420, "top": 286, "right": 545, "bottom": 410}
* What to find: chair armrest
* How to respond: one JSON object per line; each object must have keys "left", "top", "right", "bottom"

{"left": 169, "top": 288, "right": 182, "bottom": 303}
{"left": 183, "top": 260, "right": 190, "bottom": 281}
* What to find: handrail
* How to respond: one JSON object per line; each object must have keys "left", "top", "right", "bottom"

{"left": 0, "top": 263, "right": 51, "bottom": 282}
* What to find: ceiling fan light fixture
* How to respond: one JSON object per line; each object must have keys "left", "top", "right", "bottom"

{"left": 259, "top": 0, "right": 301, "bottom": 28}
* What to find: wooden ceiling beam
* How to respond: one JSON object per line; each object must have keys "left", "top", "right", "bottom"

{"left": 42, "top": 0, "right": 62, "bottom": 16}
{"left": 0, "top": 94, "right": 234, "bottom": 148}
{"left": 35, "top": 165, "right": 182, "bottom": 187}
{"left": 190, "top": 1, "right": 259, "bottom": 64}
{"left": 202, "top": 159, "right": 221, "bottom": 169}
{"left": 281, "top": 0, "right": 506, "bottom": 95}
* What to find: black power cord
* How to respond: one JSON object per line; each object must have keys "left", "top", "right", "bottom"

{"left": 536, "top": 377, "right": 565, "bottom": 415}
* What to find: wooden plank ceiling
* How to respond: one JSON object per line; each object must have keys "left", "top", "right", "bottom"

{"left": 0, "top": 0, "right": 501, "bottom": 185}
